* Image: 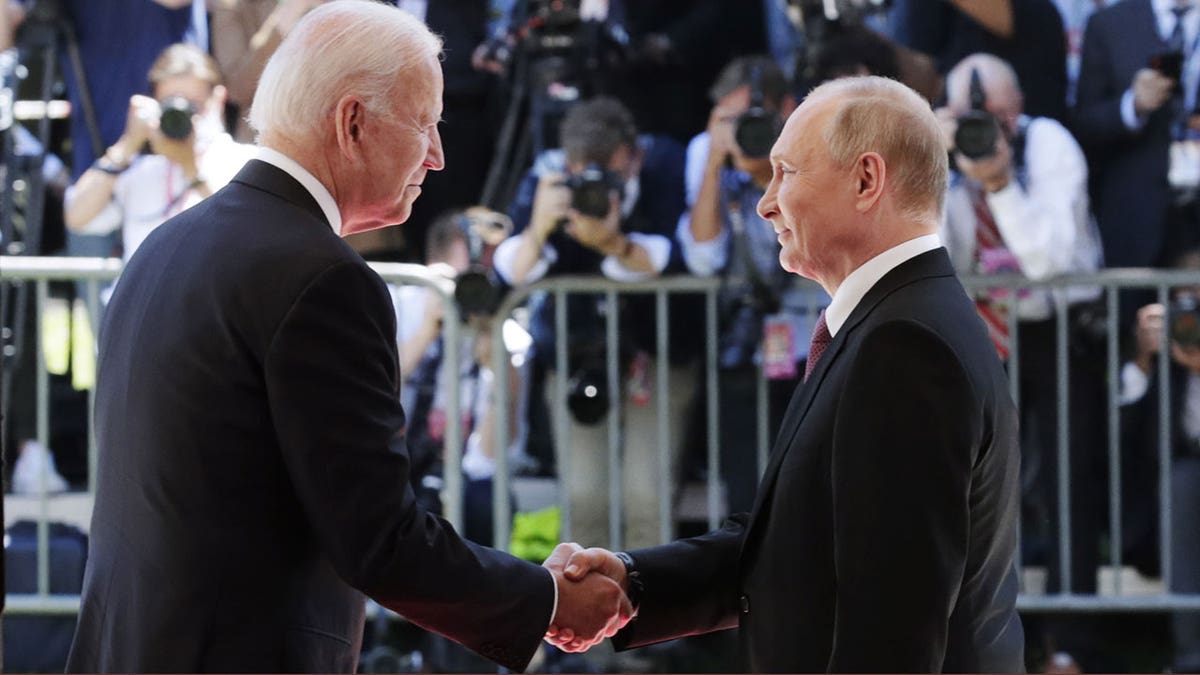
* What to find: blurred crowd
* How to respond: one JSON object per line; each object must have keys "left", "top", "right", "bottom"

{"left": 2, "top": 0, "right": 1199, "bottom": 672}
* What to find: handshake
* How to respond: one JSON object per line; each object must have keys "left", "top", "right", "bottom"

{"left": 542, "top": 542, "right": 636, "bottom": 652}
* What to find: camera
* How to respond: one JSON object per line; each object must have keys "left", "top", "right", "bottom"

{"left": 734, "top": 63, "right": 783, "bottom": 159}
{"left": 1150, "top": 51, "right": 1184, "bottom": 82}
{"left": 954, "top": 68, "right": 1000, "bottom": 160}
{"left": 158, "top": 96, "right": 196, "bottom": 141}
{"left": 453, "top": 209, "right": 512, "bottom": 317}
{"left": 1170, "top": 296, "right": 1200, "bottom": 349}
{"left": 563, "top": 163, "right": 624, "bottom": 219}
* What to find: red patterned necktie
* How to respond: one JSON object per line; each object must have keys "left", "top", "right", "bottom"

{"left": 804, "top": 311, "right": 832, "bottom": 382}
{"left": 971, "top": 187, "right": 1012, "bottom": 360}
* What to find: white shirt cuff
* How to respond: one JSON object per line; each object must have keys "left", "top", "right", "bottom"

{"left": 1120, "top": 89, "right": 1147, "bottom": 132}
{"left": 494, "top": 235, "right": 556, "bottom": 285}
{"left": 547, "top": 568, "right": 559, "bottom": 627}
{"left": 600, "top": 232, "right": 671, "bottom": 281}
{"left": 1119, "top": 361, "right": 1151, "bottom": 405}
{"left": 675, "top": 213, "right": 729, "bottom": 276}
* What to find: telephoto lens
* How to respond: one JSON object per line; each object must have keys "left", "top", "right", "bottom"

{"left": 158, "top": 96, "right": 196, "bottom": 140}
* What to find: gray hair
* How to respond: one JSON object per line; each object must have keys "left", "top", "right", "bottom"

{"left": 248, "top": 0, "right": 442, "bottom": 143}
{"left": 944, "top": 53, "right": 1022, "bottom": 115}
{"left": 807, "top": 76, "right": 947, "bottom": 224}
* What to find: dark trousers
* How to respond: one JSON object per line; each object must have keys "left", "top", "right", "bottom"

{"left": 1170, "top": 456, "right": 1200, "bottom": 671}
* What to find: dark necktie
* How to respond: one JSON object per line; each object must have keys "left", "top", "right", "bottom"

{"left": 1169, "top": 6, "right": 1189, "bottom": 53}
{"left": 803, "top": 311, "right": 832, "bottom": 382}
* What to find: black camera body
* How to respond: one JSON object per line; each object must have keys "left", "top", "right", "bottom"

{"left": 452, "top": 211, "right": 510, "bottom": 318}
{"left": 1171, "top": 296, "right": 1200, "bottom": 349}
{"left": 158, "top": 95, "right": 196, "bottom": 141}
{"left": 954, "top": 68, "right": 1000, "bottom": 160}
{"left": 563, "top": 163, "right": 624, "bottom": 219}
{"left": 733, "top": 63, "right": 783, "bottom": 159}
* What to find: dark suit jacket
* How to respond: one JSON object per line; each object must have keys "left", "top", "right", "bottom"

{"left": 1073, "top": 0, "right": 1177, "bottom": 267}
{"left": 66, "top": 160, "right": 554, "bottom": 673}
{"left": 613, "top": 249, "right": 1024, "bottom": 672}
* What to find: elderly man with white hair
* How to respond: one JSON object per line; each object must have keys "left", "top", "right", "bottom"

{"left": 65, "top": 2, "right": 630, "bottom": 673}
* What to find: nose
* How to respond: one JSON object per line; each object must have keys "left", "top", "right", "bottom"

{"left": 757, "top": 178, "right": 778, "bottom": 221}
{"left": 425, "top": 124, "right": 445, "bottom": 171}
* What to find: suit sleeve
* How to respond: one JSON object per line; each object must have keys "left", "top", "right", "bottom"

{"left": 1071, "top": 13, "right": 1135, "bottom": 148}
{"left": 611, "top": 514, "right": 746, "bottom": 650}
{"left": 826, "top": 320, "right": 977, "bottom": 673}
{"left": 263, "top": 260, "right": 554, "bottom": 673}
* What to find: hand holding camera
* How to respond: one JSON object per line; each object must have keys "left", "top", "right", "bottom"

{"left": 954, "top": 131, "right": 1013, "bottom": 193}
{"left": 1134, "top": 301, "right": 1200, "bottom": 375}
{"left": 529, "top": 172, "right": 572, "bottom": 242}
{"left": 1132, "top": 67, "right": 1175, "bottom": 116}
{"left": 565, "top": 192, "right": 623, "bottom": 254}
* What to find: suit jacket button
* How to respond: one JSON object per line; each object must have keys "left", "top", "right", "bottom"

{"left": 740, "top": 594, "right": 750, "bottom": 613}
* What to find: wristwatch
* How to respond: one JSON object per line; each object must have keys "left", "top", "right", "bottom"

{"left": 93, "top": 154, "right": 130, "bottom": 176}
{"left": 614, "top": 551, "right": 643, "bottom": 612}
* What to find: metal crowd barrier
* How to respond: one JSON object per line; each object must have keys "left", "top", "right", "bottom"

{"left": 5, "top": 257, "right": 1200, "bottom": 616}
{"left": 0, "top": 256, "right": 463, "bottom": 615}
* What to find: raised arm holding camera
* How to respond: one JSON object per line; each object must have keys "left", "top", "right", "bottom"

{"left": 63, "top": 43, "right": 254, "bottom": 261}
{"left": 493, "top": 96, "right": 699, "bottom": 551}
{"left": 1119, "top": 248, "right": 1200, "bottom": 674}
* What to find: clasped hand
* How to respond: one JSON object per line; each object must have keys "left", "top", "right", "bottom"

{"left": 542, "top": 542, "right": 633, "bottom": 652}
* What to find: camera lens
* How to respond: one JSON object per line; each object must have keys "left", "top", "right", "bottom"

{"left": 567, "top": 368, "right": 609, "bottom": 425}
{"left": 566, "top": 165, "right": 617, "bottom": 219}
{"left": 159, "top": 96, "right": 196, "bottom": 141}
{"left": 954, "top": 111, "right": 999, "bottom": 160}
{"left": 734, "top": 108, "right": 781, "bottom": 159}
{"left": 454, "top": 268, "right": 500, "bottom": 317}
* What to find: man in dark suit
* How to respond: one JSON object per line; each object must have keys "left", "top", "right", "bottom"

{"left": 545, "top": 76, "right": 1025, "bottom": 672}
{"left": 1073, "top": 0, "right": 1197, "bottom": 269}
{"left": 65, "top": 2, "right": 629, "bottom": 672}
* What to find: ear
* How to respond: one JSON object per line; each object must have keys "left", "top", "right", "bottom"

{"left": 853, "top": 151, "right": 887, "bottom": 213}
{"left": 333, "top": 95, "right": 365, "bottom": 159}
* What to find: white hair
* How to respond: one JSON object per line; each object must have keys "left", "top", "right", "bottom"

{"left": 248, "top": 0, "right": 442, "bottom": 143}
{"left": 806, "top": 76, "right": 948, "bottom": 224}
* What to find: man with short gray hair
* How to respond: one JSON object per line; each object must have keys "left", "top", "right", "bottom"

{"left": 66, "top": 2, "right": 629, "bottom": 672}
{"left": 546, "top": 76, "right": 1025, "bottom": 672}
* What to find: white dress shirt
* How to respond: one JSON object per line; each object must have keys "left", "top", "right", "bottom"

{"left": 68, "top": 133, "right": 255, "bottom": 260}
{"left": 253, "top": 146, "right": 343, "bottom": 235}
{"left": 941, "top": 116, "right": 1104, "bottom": 320}
{"left": 824, "top": 234, "right": 943, "bottom": 337}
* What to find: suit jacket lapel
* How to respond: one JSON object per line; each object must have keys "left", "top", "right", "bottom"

{"left": 230, "top": 159, "right": 330, "bottom": 228}
{"left": 740, "top": 249, "right": 957, "bottom": 556}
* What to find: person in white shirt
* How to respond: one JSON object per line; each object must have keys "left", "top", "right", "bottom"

{"left": 937, "top": 51, "right": 1108, "bottom": 669}
{"left": 63, "top": 43, "right": 254, "bottom": 262}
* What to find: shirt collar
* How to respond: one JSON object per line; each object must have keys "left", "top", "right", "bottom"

{"left": 823, "top": 233, "right": 942, "bottom": 337}
{"left": 1153, "top": 0, "right": 1197, "bottom": 35}
{"left": 253, "top": 146, "right": 342, "bottom": 235}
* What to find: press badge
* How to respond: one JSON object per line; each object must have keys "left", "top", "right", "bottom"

{"left": 762, "top": 315, "right": 797, "bottom": 380}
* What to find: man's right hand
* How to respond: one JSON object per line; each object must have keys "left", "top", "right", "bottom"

{"left": 1132, "top": 68, "right": 1175, "bottom": 116}
{"left": 529, "top": 172, "right": 570, "bottom": 242}
{"left": 1134, "top": 303, "right": 1166, "bottom": 374}
{"left": 706, "top": 102, "right": 739, "bottom": 169}
{"left": 543, "top": 543, "right": 633, "bottom": 652}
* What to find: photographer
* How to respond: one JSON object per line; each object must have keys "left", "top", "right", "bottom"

{"left": 937, "top": 52, "right": 1107, "bottom": 670}
{"left": 63, "top": 43, "right": 253, "bottom": 262}
{"left": 393, "top": 208, "right": 519, "bottom": 547}
{"left": 676, "top": 56, "right": 819, "bottom": 515}
{"left": 1119, "top": 248, "right": 1200, "bottom": 673}
{"left": 493, "top": 96, "right": 697, "bottom": 550}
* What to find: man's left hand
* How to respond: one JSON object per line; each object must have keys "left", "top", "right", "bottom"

{"left": 955, "top": 133, "right": 1013, "bottom": 193}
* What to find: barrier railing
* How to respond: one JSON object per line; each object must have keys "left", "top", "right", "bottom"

{"left": 5, "top": 257, "right": 1200, "bottom": 615}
